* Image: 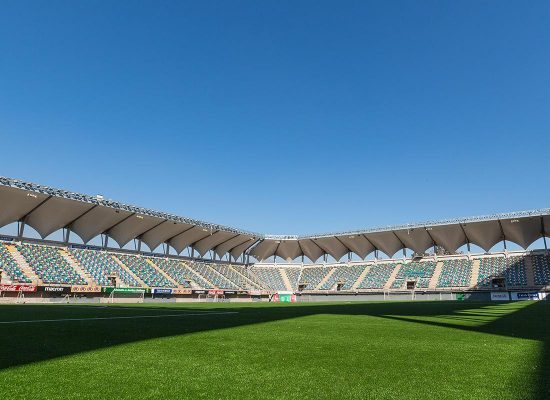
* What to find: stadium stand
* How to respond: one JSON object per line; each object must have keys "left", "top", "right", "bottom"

{"left": 116, "top": 254, "right": 175, "bottom": 288}
{"left": 191, "top": 262, "right": 239, "bottom": 289}
{"left": 70, "top": 248, "right": 141, "bottom": 287}
{"left": 232, "top": 265, "right": 268, "bottom": 289}
{"left": 386, "top": 261, "right": 437, "bottom": 289}
{"left": 149, "top": 258, "right": 193, "bottom": 288}
{"left": 437, "top": 258, "right": 473, "bottom": 287}
{"left": 284, "top": 267, "right": 301, "bottom": 291}
{"left": 532, "top": 254, "right": 550, "bottom": 286}
{"left": 1, "top": 241, "right": 549, "bottom": 294}
{"left": 397, "top": 261, "right": 437, "bottom": 280}
{"left": 391, "top": 278, "right": 405, "bottom": 289}
{"left": 211, "top": 263, "right": 260, "bottom": 290}
{"left": 250, "top": 267, "right": 287, "bottom": 290}
{"left": 319, "top": 264, "right": 366, "bottom": 290}
{"left": 505, "top": 256, "right": 528, "bottom": 287}
{"left": 300, "top": 266, "right": 334, "bottom": 290}
{"left": 17, "top": 243, "right": 87, "bottom": 285}
{"left": 0, "top": 243, "right": 32, "bottom": 283}
{"left": 477, "top": 255, "right": 527, "bottom": 288}
{"left": 356, "top": 263, "right": 397, "bottom": 289}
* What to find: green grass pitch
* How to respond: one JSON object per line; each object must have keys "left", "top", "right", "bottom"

{"left": 0, "top": 300, "right": 549, "bottom": 399}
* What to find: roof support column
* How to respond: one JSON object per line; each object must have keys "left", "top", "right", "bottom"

{"left": 541, "top": 216, "right": 547, "bottom": 251}
{"left": 497, "top": 220, "right": 507, "bottom": 252}
{"left": 63, "top": 228, "right": 70, "bottom": 243}
{"left": 17, "top": 220, "right": 25, "bottom": 239}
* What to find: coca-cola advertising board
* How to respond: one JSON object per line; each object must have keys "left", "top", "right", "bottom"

{"left": 0, "top": 284, "right": 37, "bottom": 292}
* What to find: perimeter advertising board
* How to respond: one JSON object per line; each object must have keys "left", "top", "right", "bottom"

{"left": 0, "top": 284, "right": 37, "bottom": 292}
{"left": 152, "top": 288, "right": 173, "bottom": 295}
{"left": 490, "top": 292, "right": 510, "bottom": 301}
{"left": 172, "top": 288, "right": 192, "bottom": 295}
{"left": 102, "top": 287, "right": 146, "bottom": 294}
{"left": 510, "top": 292, "right": 544, "bottom": 301}
{"left": 39, "top": 286, "right": 71, "bottom": 295}
{"left": 71, "top": 285, "right": 102, "bottom": 293}
{"left": 274, "top": 291, "right": 296, "bottom": 303}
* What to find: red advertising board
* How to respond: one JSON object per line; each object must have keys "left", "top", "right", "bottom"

{"left": 0, "top": 284, "right": 37, "bottom": 292}
{"left": 208, "top": 290, "right": 225, "bottom": 296}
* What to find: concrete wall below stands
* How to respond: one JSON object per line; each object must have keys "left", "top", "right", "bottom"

{"left": 3, "top": 291, "right": 548, "bottom": 304}
{"left": 297, "top": 292, "right": 461, "bottom": 302}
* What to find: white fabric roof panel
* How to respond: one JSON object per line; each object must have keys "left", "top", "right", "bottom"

{"left": 108, "top": 214, "right": 163, "bottom": 248}
{"left": 0, "top": 178, "right": 548, "bottom": 262}
{"left": 312, "top": 237, "right": 349, "bottom": 260}
{"left": 215, "top": 235, "right": 255, "bottom": 258}
{"left": 364, "top": 231, "right": 403, "bottom": 258}
{"left": 25, "top": 197, "right": 95, "bottom": 239}
{"left": 461, "top": 220, "right": 502, "bottom": 252}
{"left": 296, "top": 239, "right": 324, "bottom": 263}
{"left": 250, "top": 240, "right": 279, "bottom": 261}
{"left": 544, "top": 215, "right": 550, "bottom": 238}
{"left": 500, "top": 216, "right": 543, "bottom": 249}
{"left": 230, "top": 238, "right": 258, "bottom": 259}
{"left": 168, "top": 226, "right": 212, "bottom": 254}
{"left": 337, "top": 235, "right": 375, "bottom": 259}
{"left": 193, "top": 231, "right": 239, "bottom": 256}
{"left": 0, "top": 185, "right": 49, "bottom": 228}
{"left": 393, "top": 228, "right": 434, "bottom": 255}
{"left": 141, "top": 220, "right": 194, "bottom": 252}
{"left": 428, "top": 224, "right": 467, "bottom": 253}
{"left": 276, "top": 240, "right": 302, "bottom": 261}
{"left": 70, "top": 206, "right": 132, "bottom": 244}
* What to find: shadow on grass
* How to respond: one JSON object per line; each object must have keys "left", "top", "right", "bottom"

{"left": 0, "top": 300, "right": 548, "bottom": 397}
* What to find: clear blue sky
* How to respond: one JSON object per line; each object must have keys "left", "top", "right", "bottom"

{"left": 1, "top": 1, "right": 548, "bottom": 236}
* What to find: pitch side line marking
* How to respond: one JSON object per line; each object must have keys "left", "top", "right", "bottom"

{"left": 0, "top": 311, "right": 238, "bottom": 325}
{"left": 47, "top": 305, "right": 234, "bottom": 313}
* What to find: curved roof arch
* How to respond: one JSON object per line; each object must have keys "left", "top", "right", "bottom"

{"left": 1, "top": 177, "right": 548, "bottom": 262}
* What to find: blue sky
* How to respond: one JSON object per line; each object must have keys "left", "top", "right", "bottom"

{"left": 1, "top": 0, "right": 549, "bottom": 236}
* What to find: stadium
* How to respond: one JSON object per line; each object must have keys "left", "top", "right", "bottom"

{"left": 1, "top": 176, "right": 549, "bottom": 301}
{"left": 0, "top": 177, "right": 549, "bottom": 399}
{"left": 2, "top": 1, "right": 550, "bottom": 399}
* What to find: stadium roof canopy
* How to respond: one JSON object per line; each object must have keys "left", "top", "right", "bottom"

{"left": 0, "top": 177, "right": 549, "bottom": 262}
{"left": 0, "top": 177, "right": 260, "bottom": 260}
